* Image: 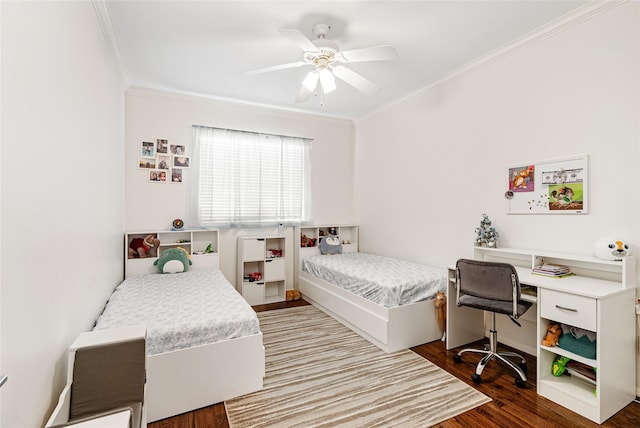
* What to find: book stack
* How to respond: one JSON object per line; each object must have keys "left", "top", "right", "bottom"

{"left": 565, "top": 360, "right": 596, "bottom": 385}
{"left": 532, "top": 263, "right": 575, "bottom": 278}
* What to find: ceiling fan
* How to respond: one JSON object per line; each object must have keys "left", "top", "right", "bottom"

{"left": 244, "top": 23, "right": 399, "bottom": 103}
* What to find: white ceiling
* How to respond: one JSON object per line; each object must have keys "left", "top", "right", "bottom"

{"left": 106, "top": 0, "right": 589, "bottom": 120}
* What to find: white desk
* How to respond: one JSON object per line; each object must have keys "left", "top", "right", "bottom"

{"left": 446, "top": 247, "right": 636, "bottom": 424}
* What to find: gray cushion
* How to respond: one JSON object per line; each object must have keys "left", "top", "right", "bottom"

{"left": 459, "top": 294, "right": 532, "bottom": 317}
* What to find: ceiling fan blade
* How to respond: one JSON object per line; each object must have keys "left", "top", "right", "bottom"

{"left": 243, "top": 61, "right": 308, "bottom": 76}
{"left": 279, "top": 29, "right": 319, "bottom": 52}
{"left": 295, "top": 83, "right": 315, "bottom": 103}
{"left": 338, "top": 45, "right": 399, "bottom": 63}
{"left": 331, "top": 65, "right": 381, "bottom": 96}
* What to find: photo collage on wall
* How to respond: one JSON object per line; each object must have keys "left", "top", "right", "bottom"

{"left": 138, "top": 139, "right": 190, "bottom": 183}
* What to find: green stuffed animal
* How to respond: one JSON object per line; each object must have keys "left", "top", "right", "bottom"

{"left": 552, "top": 355, "right": 571, "bottom": 376}
{"left": 154, "top": 247, "right": 192, "bottom": 274}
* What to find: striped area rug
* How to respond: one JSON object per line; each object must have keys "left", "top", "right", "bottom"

{"left": 225, "top": 305, "right": 490, "bottom": 427}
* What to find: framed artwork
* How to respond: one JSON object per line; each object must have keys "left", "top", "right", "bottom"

{"left": 156, "top": 139, "right": 168, "bottom": 154}
{"left": 173, "top": 156, "right": 190, "bottom": 168}
{"left": 149, "top": 169, "right": 161, "bottom": 182}
{"left": 141, "top": 141, "right": 155, "bottom": 158}
{"left": 171, "top": 168, "right": 183, "bottom": 183}
{"left": 138, "top": 158, "right": 156, "bottom": 169}
{"left": 506, "top": 154, "right": 588, "bottom": 214}
{"left": 157, "top": 155, "right": 171, "bottom": 170}
{"left": 170, "top": 144, "right": 186, "bottom": 155}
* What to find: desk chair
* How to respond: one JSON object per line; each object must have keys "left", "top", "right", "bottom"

{"left": 452, "top": 259, "right": 532, "bottom": 388}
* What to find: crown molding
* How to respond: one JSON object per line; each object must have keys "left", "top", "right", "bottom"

{"left": 91, "top": 0, "right": 129, "bottom": 89}
{"left": 357, "top": 0, "right": 628, "bottom": 123}
{"left": 126, "top": 87, "right": 354, "bottom": 124}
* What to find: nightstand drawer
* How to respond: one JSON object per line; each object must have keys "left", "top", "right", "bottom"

{"left": 540, "top": 289, "right": 596, "bottom": 331}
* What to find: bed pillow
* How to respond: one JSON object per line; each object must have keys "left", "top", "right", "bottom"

{"left": 319, "top": 236, "right": 342, "bottom": 255}
{"left": 153, "top": 247, "right": 192, "bottom": 273}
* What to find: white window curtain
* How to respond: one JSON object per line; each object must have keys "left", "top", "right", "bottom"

{"left": 188, "top": 125, "right": 312, "bottom": 228}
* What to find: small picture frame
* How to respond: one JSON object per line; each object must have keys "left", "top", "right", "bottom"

{"left": 156, "top": 139, "right": 168, "bottom": 154}
{"left": 173, "top": 156, "right": 190, "bottom": 168}
{"left": 157, "top": 155, "right": 171, "bottom": 170}
{"left": 139, "top": 158, "right": 156, "bottom": 169}
{"left": 141, "top": 141, "right": 155, "bottom": 158}
{"left": 149, "top": 169, "right": 167, "bottom": 182}
{"left": 170, "top": 144, "right": 186, "bottom": 155}
{"left": 171, "top": 168, "right": 183, "bottom": 183}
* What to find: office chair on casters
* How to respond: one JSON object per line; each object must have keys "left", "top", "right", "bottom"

{"left": 452, "top": 259, "right": 532, "bottom": 388}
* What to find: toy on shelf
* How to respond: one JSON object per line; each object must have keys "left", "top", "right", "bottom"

{"left": 171, "top": 218, "right": 185, "bottom": 231}
{"left": 128, "top": 234, "right": 160, "bottom": 259}
{"left": 300, "top": 234, "right": 317, "bottom": 247}
{"left": 244, "top": 272, "right": 262, "bottom": 282}
{"left": 267, "top": 248, "right": 283, "bottom": 258}
{"left": 542, "top": 322, "right": 562, "bottom": 347}
{"left": 552, "top": 355, "right": 571, "bottom": 376}
{"left": 593, "top": 237, "right": 631, "bottom": 261}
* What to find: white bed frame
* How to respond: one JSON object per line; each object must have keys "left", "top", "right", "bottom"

{"left": 298, "top": 249, "right": 444, "bottom": 354}
{"left": 145, "top": 332, "right": 264, "bottom": 422}
{"left": 120, "top": 252, "right": 265, "bottom": 423}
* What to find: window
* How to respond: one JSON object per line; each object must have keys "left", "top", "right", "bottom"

{"left": 190, "top": 126, "right": 312, "bottom": 227}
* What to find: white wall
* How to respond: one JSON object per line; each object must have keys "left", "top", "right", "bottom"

{"left": 125, "top": 89, "right": 355, "bottom": 283}
{"left": 0, "top": 2, "right": 126, "bottom": 427}
{"left": 354, "top": 2, "right": 639, "bottom": 391}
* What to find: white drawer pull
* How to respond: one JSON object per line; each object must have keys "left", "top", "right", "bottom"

{"left": 555, "top": 305, "right": 578, "bottom": 312}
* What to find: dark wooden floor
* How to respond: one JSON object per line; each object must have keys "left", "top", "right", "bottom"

{"left": 148, "top": 300, "right": 640, "bottom": 427}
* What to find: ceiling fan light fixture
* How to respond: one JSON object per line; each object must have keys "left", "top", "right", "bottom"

{"left": 302, "top": 70, "right": 319, "bottom": 91}
{"left": 319, "top": 68, "right": 336, "bottom": 93}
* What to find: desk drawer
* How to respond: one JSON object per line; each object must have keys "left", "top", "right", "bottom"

{"left": 540, "top": 289, "right": 596, "bottom": 331}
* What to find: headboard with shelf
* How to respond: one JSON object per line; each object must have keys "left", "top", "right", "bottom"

{"left": 125, "top": 229, "right": 220, "bottom": 277}
{"left": 296, "top": 225, "right": 358, "bottom": 264}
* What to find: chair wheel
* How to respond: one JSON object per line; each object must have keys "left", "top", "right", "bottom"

{"left": 471, "top": 373, "right": 482, "bottom": 384}
{"left": 453, "top": 354, "right": 462, "bottom": 363}
{"left": 515, "top": 378, "right": 526, "bottom": 388}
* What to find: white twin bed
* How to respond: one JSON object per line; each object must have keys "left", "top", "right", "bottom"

{"left": 93, "top": 264, "right": 264, "bottom": 423}
{"left": 299, "top": 248, "right": 448, "bottom": 353}
{"left": 93, "top": 229, "right": 445, "bottom": 422}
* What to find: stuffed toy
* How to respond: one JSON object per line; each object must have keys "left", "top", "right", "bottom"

{"left": 434, "top": 291, "right": 447, "bottom": 340}
{"left": 541, "top": 322, "right": 562, "bottom": 347}
{"left": 552, "top": 355, "right": 571, "bottom": 376}
{"left": 128, "top": 234, "right": 160, "bottom": 259}
{"left": 319, "top": 236, "right": 342, "bottom": 255}
{"left": 300, "top": 234, "right": 317, "bottom": 248}
{"left": 154, "top": 247, "right": 192, "bottom": 274}
{"left": 593, "top": 237, "right": 631, "bottom": 261}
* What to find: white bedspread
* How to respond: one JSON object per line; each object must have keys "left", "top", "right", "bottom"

{"left": 93, "top": 268, "right": 260, "bottom": 355}
{"left": 302, "top": 252, "right": 447, "bottom": 307}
